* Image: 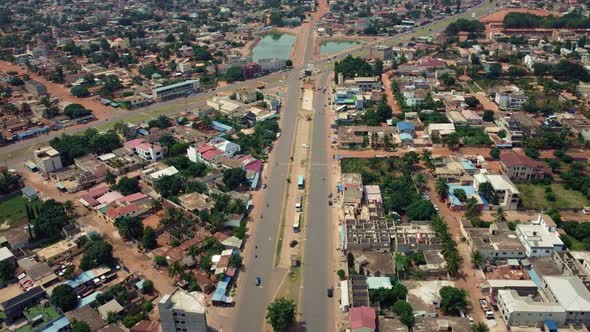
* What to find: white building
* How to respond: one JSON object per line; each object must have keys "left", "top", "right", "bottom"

{"left": 33, "top": 147, "right": 63, "bottom": 173}
{"left": 516, "top": 215, "right": 564, "bottom": 257}
{"left": 344, "top": 77, "right": 382, "bottom": 92}
{"left": 159, "top": 288, "right": 208, "bottom": 332}
{"left": 257, "top": 58, "right": 286, "bottom": 72}
{"left": 497, "top": 289, "right": 566, "bottom": 327}
{"left": 136, "top": 143, "right": 164, "bottom": 162}
{"left": 473, "top": 172, "right": 520, "bottom": 210}
{"left": 543, "top": 276, "right": 590, "bottom": 325}
{"left": 212, "top": 139, "right": 241, "bottom": 157}
{"left": 494, "top": 92, "right": 528, "bottom": 111}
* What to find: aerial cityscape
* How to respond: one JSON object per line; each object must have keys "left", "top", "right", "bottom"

{"left": 0, "top": 0, "right": 590, "bottom": 331}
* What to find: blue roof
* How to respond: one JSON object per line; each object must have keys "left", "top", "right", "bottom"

{"left": 64, "top": 270, "right": 97, "bottom": 289}
{"left": 528, "top": 269, "right": 543, "bottom": 288}
{"left": 545, "top": 320, "right": 557, "bottom": 331}
{"left": 135, "top": 279, "right": 146, "bottom": 290}
{"left": 77, "top": 291, "right": 102, "bottom": 308}
{"left": 21, "top": 186, "right": 36, "bottom": 197}
{"left": 41, "top": 316, "right": 70, "bottom": 332}
{"left": 396, "top": 121, "right": 415, "bottom": 131}
{"left": 461, "top": 161, "right": 476, "bottom": 171}
{"left": 138, "top": 128, "right": 149, "bottom": 136}
{"left": 399, "top": 133, "right": 413, "bottom": 141}
{"left": 211, "top": 121, "right": 233, "bottom": 132}
{"left": 448, "top": 185, "right": 488, "bottom": 207}
{"left": 212, "top": 276, "right": 231, "bottom": 303}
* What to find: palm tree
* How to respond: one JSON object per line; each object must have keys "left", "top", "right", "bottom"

{"left": 493, "top": 207, "right": 507, "bottom": 223}
{"left": 414, "top": 174, "right": 427, "bottom": 192}
{"left": 422, "top": 149, "right": 433, "bottom": 169}
{"left": 187, "top": 245, "right": 199, "bottom": 258}
{"left": 63, "top": 200, "right": 75, "bottom": 216}
{"left": 168, "top": 261, "right": 182, "bottom": 278}
{"left": 471, "top": 250, "right": 485, "bottom": 269}
{"left": 105, "top": 170, "right": 116, "bottom": 185}
{"left": 446, "top": 252, "right": 463, "bottom": 275}
{"left": 470, "top": 322, "right": 490, "bottom": 332}
{"left": 435, "top": 177, "right": 449, "bottom": 200}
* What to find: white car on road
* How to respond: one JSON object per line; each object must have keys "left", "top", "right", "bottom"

{"left": 302, "top": 144, "right": 310, "bottom": 148}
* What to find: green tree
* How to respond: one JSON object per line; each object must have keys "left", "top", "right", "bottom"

{"left": 337, "top": 269, "right": 346, "bottom": 280}
{"left": 154, "top": 256, "right": 168, "bottom": 266}
{"left": 470, "top": 322, "right": 490, "bottom": 332}
{"left": 0, "top": 260, "right": 16, "bottom": 284}
{"left": 72, "top": 321, "right": 91, "bottom": 332}
{"left": 51, "top": 284, "right": 78, "bottom": 312}
{"left": 444, "top": 132, "right": 461, "bottom": 149}
{"left": 406, "top": 200, "right": 436, "bottom": 221}
{"left": 80, "top": 239, "right": 114, "bottom": 270}
{"left": 115, "top": 216, "right": 144, "bottom": 240}
{"left": 471, "top": 250, "right": 485, "bottom": 268}
{"left": 142, "top": 226, "right": 158, "bottom": 249}
{"left": 266, "top": 297, "right": 296, "bottom": 332}
{"left": 142, "top": 280, "right": 154, "bottom": 293}
{"left": 224, "top": 66, "right": 244, "bottom": 82}
{"left": 493, "top": 207, "right": 507, "bottom": 223}
{"left": 112, "top": 176, "right": 140, "bottom": 196}
{"left": 105, "top": 170, "right": 116, "bottom": 185}
{"left": 168, "top": 261, "right": 182, "bottom": 278}
{"left": 71, "top": 85, "right": 90, "bottom": 98}
{"left": 435, "top": 177, "right": 449, "bottom": 200}
{"left": 223, "top": 168, "right": 246, "bottom": 190}
{"left": 155, "top": 175, "right": 185, "bottom": 197}
{"left": 439, "top": 286, "right": 468, "bottom": 315}
{"left": 482, "top": 109, "right": 494, "bottom": 122}
{"left": 33, "top": 200, "right": 71, "bottom": 241}
{"left": 490, "top": 147, "right": 501, "bottom": 159}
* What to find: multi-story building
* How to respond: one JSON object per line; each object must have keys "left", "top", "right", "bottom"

{"left": 461, "top": 221, "right": 526, "bottom": 260}
{"left": 497, "top": 117, "right": 524, "bottom": 145}
{"left": 159, "top": 288, "right": 208, "bottom": 332}
{"left": 344, "top": 77, "right": 381, "bottom": 92}
{"left": 136, "top": 143, "right": 164, "bottom": 162}
{"left": 542, "top": 276, "right": 590, "bottom": 325}
{"left": 500, "top": 151, "right": 548, "bottom": 181}
{"left": 369, "top": 45, "right": 393, "bottom": 60}
{"left": 516, "top": 215, "right": 564, "bottom": 257}
{"left": 235, "top": 89, "right": 258, "bottom": 104}
{"left": 152, "top": 80, "right": 200, "bottom": 101}
{"left": 33, "top": 146, "right": 63, "bottom": 174}
{"left": 497, "top": 289, "right": 566, "bottom": 327}
{"left": 473, "top": 172, "right": 520, "bottom": 210}
{"left": 494, "top": 92, "right": 528, "bottom": 111}
{"left": 257, "top": 58, "right": 286, "bottom": 73}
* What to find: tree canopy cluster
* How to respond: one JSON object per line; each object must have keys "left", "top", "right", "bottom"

{"left": 504, "top": 11, "right": 590, "bottom": 29}
{"left": 230, "top": 119, "right": 279, "bottom": 158}
{"left": 31, "top": 199, "right": 72, "bottom": 241}
{"left": 64, "top": 103, "right": 92, "bottom": 119}
{"left": 0, "top": 170, "right": 23, "bottom": 195}
{"left": 266, "top": 297, "right": 296, "bottom": 332}
{"left": 80, "top": 237, "right": 114, "bottom": 270}
{"left": 432, "top": 215, "right": 463, "bottom": 274}
{"left": 335, "top": 55, "right": 378, "bottom": 80}
{"left": 532, "top": 60, "right": 590, "bottom": 82}
{"left": 444, "top": 19, "right": 484, "bottom": 35}
{"left": 50, "top": 129, "right": 122, "bottom": 166}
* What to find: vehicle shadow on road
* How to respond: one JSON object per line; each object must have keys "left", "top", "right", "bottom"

{"left": 293, "top": 320, "right": 308, "bottom": 332}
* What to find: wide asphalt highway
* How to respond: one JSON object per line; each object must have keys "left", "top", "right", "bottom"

{"left": 300, "top": 72, "right": 333, "bottom": 331}
{"left": 230, "top": 18, "right": 316, "bottom": 332}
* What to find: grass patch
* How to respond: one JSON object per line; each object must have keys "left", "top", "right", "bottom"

{"left": 341, "top": 157, "right": 403, "bottom": 185}
{"left": 516, "top": 183, "right": 590, "bottom": 210}
{"left": 16, "top": 304, "right": 60, "bottom": 332}
{"left": 0, "top": 196, "right": 42, "bottom": 229}
{"left": 276, "top": 266, "right": 302, "bottom": 306}
{"left": 561, "top": 234, "right": 586, "bottom": 251}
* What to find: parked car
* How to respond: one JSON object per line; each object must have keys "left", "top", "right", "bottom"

{"left": 328, "top": 200, "right": 333, "bottom": 206}
{"left": 255, "top": 277, "right": 261, "bottom": 286}
{"left": 289, "top": 240, "right": 298, "bottom": 248}
{"left": 327, "top": 288, "right": 334, "bottom": 297}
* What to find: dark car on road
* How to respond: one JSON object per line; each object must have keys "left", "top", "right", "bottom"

{"left": 255, "top": 277, "right": 261, "bottom": 286}
{"left": 289, "top": 240, "right": 298, "bottom": 248}
{"left": 327, "top": 288, "right": 333, "bottom": 297}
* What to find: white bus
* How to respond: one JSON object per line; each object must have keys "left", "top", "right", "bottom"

{"left": 293, "top": 213, "right": 301, "bottom": 233}
{"left": 296, "top": 195, "right": 302, "bottom": 212}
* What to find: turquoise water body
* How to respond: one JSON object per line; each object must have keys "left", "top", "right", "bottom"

{"left": 320, "top": 41, "right": 359, "bottom": 55}
{"left": 251, "top": 34, "right": 296, "bottom": 62}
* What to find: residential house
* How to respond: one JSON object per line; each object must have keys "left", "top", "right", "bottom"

{"left": 33, "top": 146, "right": 63, "bottom": 174}
{"left": 473, "top": 172, "right": 520, "bottom": 210}
{"left": 461, "top": 220, "right": 526, "bottom": 260}
{"left": 500, "top": 151, "right": 548, "bottom": 181}
{"left": 494, "top": 92, "right": 528, "bottom": 111}
{"left": 349, "top": 306, "right": 376, "bottom": 332}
